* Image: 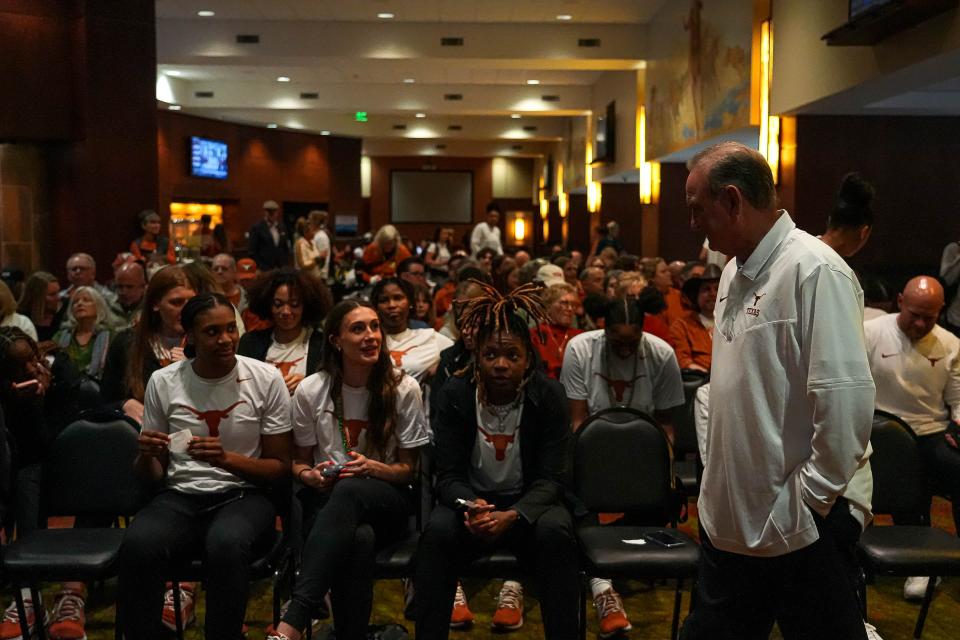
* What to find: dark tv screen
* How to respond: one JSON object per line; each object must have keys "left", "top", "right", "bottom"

{"left": 190, "top": 136, "right": 228, "bottom": 180}
{"left": 594, "top": 101, "right": 616, "bottom": 164}
{"left": 849, "top": 0, "right": 896, "bottom": 20}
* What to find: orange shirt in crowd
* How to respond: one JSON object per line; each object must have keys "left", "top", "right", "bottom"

{"left": 643, "top": 314, "right": 674, "bottom": 348}
{"left": 530, "top": 323, "right": 584, "bottom": 380}
{"left": 130, "top": 236, "right": 176, "bottom": 265}
{"left": 433, "top": 280, "right": 456, "bottom": 319}
{"left": 663, "top": 287, "right": 685, "bottom": 326}
{"left": 241, "top": 307, "right": 272, "bottom": 333}
{"left": 669, "top": 310, "right": 713, "bottom": 371}
{"left": 361, "top": 242, "right": 411, "bottom": 281}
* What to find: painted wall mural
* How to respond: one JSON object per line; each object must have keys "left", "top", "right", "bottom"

{"left": 646, "top": 0, "right": 752, "bottom": 159}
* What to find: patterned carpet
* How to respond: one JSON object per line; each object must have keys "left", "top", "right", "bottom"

{"left": 33, "top": 498, "right": 960, "bottom": 638}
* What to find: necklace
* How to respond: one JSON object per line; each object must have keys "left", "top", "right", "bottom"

{"left": 478, "top": 389, "right": 523, "bottom": 433}
{"left": 334, "top": 389, "right": 352, "bottom": 452}
{"left": 547, "top": 324, "right": 572, "bottom": 360}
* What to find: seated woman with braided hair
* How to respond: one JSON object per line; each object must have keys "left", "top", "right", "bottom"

{"left": 414, "top": 282, "right": 580, "bottom": 640}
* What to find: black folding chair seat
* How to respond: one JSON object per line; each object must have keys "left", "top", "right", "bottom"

{"left": 576, "top": 525, "right": 700, "bottom": 579}
{"left": 372, "top": 518, "right": 419, "bottom": 579}
{"left": 3, "top": 528, "right": 127, "bottom": 581}
{"left": 856, "top": 410, "right": 960, "bottom": 639}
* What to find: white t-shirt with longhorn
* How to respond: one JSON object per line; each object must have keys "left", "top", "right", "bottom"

{"left": 469, "top": 391, "right": 524, "bottom": 494}
{"left": 559, "top": 329, "right": 684, "bottom": 416}
{"left": 865, "top": 313, "right": 960, "bottom": 436}
{"left": 385, "top": 328, "right": 454, "bottom": 384}
{"left": 291, "top": 369, "right": 430, "bottom": 465}
{"left": 143, "top": 355, "right": 292, "bottom": 494}
{"left": 265, "top": 327, "right": 312, "bottom": 379}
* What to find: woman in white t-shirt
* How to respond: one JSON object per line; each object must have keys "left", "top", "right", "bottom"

{"left": 371, "top": 277, "right": 454, "bottom": 386}
{"left": 238, "top": 269, "right": 332, "bottom": 395}
{"left": 119, "top": 293, "right": 293, "bottom": 640}
{"left": 425, "top": 227, "right": 454, "bottom": 279}
{"left": 268, "top": 300, "right": 429, "bottom": 640}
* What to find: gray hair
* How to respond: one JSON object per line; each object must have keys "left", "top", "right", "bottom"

{"left": 690, "top": 141, "right": 776, "bottom": 211}
{"left": 67, "top": 252, "right": 96, "bottom": 269}
{"left": 63, "top": 285, "right": 119, "bottom": 332}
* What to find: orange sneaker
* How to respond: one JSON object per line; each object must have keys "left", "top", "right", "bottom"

{"left": 161, "top": 585, "right": 196, "bottom": 632}
{"left": 47, "top": 591, "right": 86, "bottom": 640}
{"left": 594, "top": 588, "right": 632, "bottom": 638}
{"left": 449, "top": 582, "right": 474, "bottom": 629}
{"left": 0, "top": 597, "right": 49, "bottom": 640}
{"left": 491, "top": 581, "right": 523, "bottom": 631}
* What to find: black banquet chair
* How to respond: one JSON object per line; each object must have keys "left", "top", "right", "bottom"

{"left": 572, "top": 407, "right": 700, "bottom": 640}
{"left": 857, "top": 409, "right": 960, "bottom": 639}
{"left": 1, "top": 410, "right": 145, "bottom": 640}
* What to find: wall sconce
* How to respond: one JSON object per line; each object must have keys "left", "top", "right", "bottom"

{"left": 558, "top": 193, "right": 569, "bottom": 218}
{"left": 539, "top": 197, "right": 549, "bottom": 218}
{"left": 587, "top": 181, "right": 602, "bottom": 213}
{"left": 758, "top": 19, "right": 780, "bottom": 184}
{"left": 506, "top": 211, "right": 531, "bottom": 246}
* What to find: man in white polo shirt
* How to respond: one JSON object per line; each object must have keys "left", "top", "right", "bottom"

{"left": 680, "top": 143, "right": 874, "bottom": 640}
{"left": 864, "top": 276, "right": 960, "bottom": 600}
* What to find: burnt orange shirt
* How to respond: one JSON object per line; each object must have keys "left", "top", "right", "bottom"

{"left": 669, "top": 310, "right": 713, "bottom": 371}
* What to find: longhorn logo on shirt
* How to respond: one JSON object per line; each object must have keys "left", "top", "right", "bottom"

{"left": 389, "top": 349, "right": 412, "bottom": 367}
{"left": 595, "top": 373, "right": 645, "bottom": 403}
{"left": 269, "top": 356, "right": 305, "bottom": 377}
{"left": 323, "top": 409, "right": 368, "bottom": 447}
{"left": 181, "top": 401, "right": 248, "bottom": 437}
{"left": 477, "top": 426, "right": 516, "bottom": 461}
{"left": 927, "top": 356, "right": 943, "bottom": 368}
{"left": 746, "top": 292, "right": 766, "bottom": 317}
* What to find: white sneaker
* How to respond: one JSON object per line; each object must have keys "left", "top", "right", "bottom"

{"left": 864, "top": 621, "right": 883, "bottom": 640}
{"left": 903, "top": 576, "right": 941, "bottom": 601}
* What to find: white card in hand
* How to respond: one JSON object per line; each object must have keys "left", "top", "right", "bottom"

{"left": 621, "top": 538, "right": 648, "bottom": 545}
{"left": 168, "top": 430, "right": 193, "bottom": 453}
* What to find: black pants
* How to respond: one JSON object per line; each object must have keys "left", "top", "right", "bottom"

{"left": 283, "top": 478, "right": 409, "bottom": 639}
{"left": 894, "top": 433, "right": 960, "bottom": 532}
{"left": 414, "top": 502, "right": 580, "bottom": 640}
{"left": 680, "top": 500, "right": 867, "bottom": 640}
{"left": 118, "top": 488, "right": 276, "bottom": 640}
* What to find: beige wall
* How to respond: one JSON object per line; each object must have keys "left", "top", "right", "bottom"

{"left": 492, "top": 157, "right": 535, "bottom": 199}
{"left": 771, "top": 0, "right": 960, "bottom": 114}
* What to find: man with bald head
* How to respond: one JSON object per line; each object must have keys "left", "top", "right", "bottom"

{"left": 681, "top": 142, "right": 874, "bottom": 639}
{"left": 864, "top": 276, "right": 960, "bottom": 598}
{"left": 113, "top": 262, "right": 146, "bottom": 325}
{"left": 513, "top": 250, "right": 530, "bottom": 268}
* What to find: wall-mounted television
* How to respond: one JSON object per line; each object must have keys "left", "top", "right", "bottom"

{"left": 190, "top": 136, "right": 228, "bottom": 180}
{"left": 593, "top": 101, "right": 616, "bottom": 164}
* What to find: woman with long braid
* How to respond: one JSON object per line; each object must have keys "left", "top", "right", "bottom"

{"left": 414, "top": 282, "right": 580, "bottom": 639}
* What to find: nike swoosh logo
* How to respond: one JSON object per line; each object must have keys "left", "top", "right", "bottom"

{"left": 237, "top": 377, "right": 253, "bottom": 382}
{"left": 880, "top": 353, "right": 898, "bottom": 359}
{"left": 718, "top": 296, "right": 728, "bottom": 303}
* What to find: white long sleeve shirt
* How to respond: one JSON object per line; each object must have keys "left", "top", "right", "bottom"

{"left": 864, "top": 313, "right": 960, "bottom": 436}
{"left": 470, "top": 222, "right": 503, "bottom": 256}
{"left": 700, "top": 212, "right": 875, "bottom": 557}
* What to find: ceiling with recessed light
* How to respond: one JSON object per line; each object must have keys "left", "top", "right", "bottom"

{"left": 155, "top": 0, "right": 667, "bottom": 157}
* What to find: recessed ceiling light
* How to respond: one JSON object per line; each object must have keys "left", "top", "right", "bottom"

{"left": 320, "top": 130, "right": 331, "bottom": 136}
{"left": 378, "top": 12, "right": 395, "bottom": 19}
{"left": 267, "top": 123, "right": 278, "bottom": 129}
{"left": 277, "top": 76, "right": 291, "bottom": 82}
{"left": 511, "top": 114, "right": 521, "bottom": 119}
{"left": 526, "top": 79, "right": 540, "bottom": 85}
{"left": 197, "top": 10, "right": 215, "bottom": 17}
{"left": 415, "top": 113, "right": 426, "bottom": 118}
{"left": 168, "top": 104, "right": 182, "bottom": 111}
{"left": 556, "top": 14, "right": 572, "bottom": 21}
{"left": 403, "top": 78, "right": 415, "bottom": 84}
{"left": 167, "top": 70, "right": 182, "bottom": 77}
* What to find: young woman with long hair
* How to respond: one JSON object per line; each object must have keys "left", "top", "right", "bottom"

{"left": 414, "top": 282, "right": 580, "bottom": 639}
{"left": 100, "top": 266, "right": 196, "bottom": 423}
{"left": 17, "top": 271, "right": 65, "bottom": 342}
{"left": 266, "top": 300, "right": 429, "bottom": 640}
{"left": 119, "top": 293, "right": 292, "bottom": 640}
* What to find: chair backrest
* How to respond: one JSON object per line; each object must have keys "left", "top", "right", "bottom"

{"left": 40, "top": 412, "right": 148, "bottom": 517}
{"left": 671, "top": 369, "right": 709, "bottom": 457}
{"left": 75, "top": 377, "right": 102, "bottom": 412}
{"left": 869, "top": 409, "right": 930, "bottom": 517}
{"left": 572, "top": 407, "right": 674, "bottom": 515}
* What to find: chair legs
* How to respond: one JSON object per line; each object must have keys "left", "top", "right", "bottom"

{"left": 172, "top": 581, "right": 185, "bottom": 640}
{"left": 914, "top": 575, "right": 938, "bottom": 639}
{"left": 578, "top": 580, "right": 587, "bottom": 640}
{"left": 671, "top": 579, "right": 684, "bottom": 640}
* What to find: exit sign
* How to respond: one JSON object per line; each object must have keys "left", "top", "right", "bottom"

{"left": 355, "top": 111, "right": 368, "bottom": 122}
